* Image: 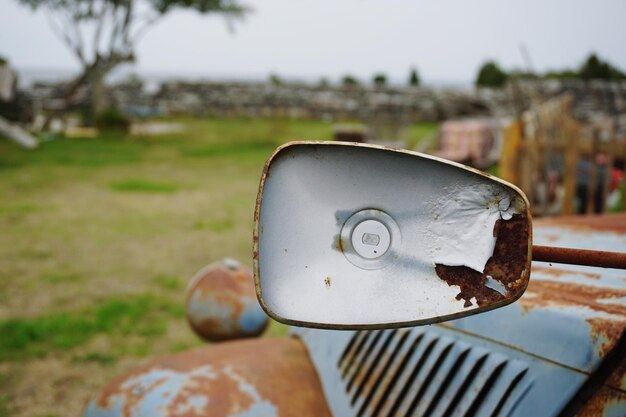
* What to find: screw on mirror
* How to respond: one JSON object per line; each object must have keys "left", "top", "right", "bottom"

{"left": 533, "top": 245, "right": 626, "bottom": 269}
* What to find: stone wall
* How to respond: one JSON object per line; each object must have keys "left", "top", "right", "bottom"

{"left": 25, "top": 78, "right": 626, "bottom": 128}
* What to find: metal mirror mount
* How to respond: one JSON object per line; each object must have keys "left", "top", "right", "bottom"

{"left": 253, "top": 141, "right": 532, "bottom": 330}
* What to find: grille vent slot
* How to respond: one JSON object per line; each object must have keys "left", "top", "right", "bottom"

{"left": 337, "top": 330, "right": 531, "bottom": 417}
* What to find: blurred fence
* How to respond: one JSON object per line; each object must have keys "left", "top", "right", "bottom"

{"left": 500, "top": 94, "right": 626, "bottom": 216}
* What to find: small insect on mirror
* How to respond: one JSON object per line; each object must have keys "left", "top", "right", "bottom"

{"left": 253, "top": 142, "right": 532, "bottom": 329}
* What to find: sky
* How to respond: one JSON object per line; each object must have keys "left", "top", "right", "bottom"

{"left": 1, "top": 0, "right": 625, "bottom": 85}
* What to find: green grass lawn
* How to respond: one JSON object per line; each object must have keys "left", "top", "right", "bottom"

{"left": 0, "top": 117, "right": 437, "bottom": 417}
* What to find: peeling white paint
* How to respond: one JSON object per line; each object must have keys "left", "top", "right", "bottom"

{"left": 427, "top": 182, "right": 519, "bottom": 273}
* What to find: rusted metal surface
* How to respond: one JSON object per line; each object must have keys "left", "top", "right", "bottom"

{"left": 519, "top": 279, "right": 626, "bottom": 357}
{"left": 84, "top": 338, "right": 332, "bottom": 417}
{"left": 443, "top": 214, "right": 626, "bottom": 371}
{"left": 606, "top": 354, "right": 626, "bottom": 392}
{"left": 186, "top": 259, "right": 268, "bottom": 342}
{"left": 292, "top": 213, "right": 626, "bottom": 417}
{"left": 561, "top": 335, "right": 626, "bottom": 417}
{"left": 437, "top": 214, "right": 626, "bottom": 416}
{"left": 533, "top": 245, "right": 626, "bottom": 269}
{"left": 435, "top": 216, "right": 531, "bottom": 307}
{"left": 534, "top": 213, "right": 626, "bottom": 233}
{"left": 572, "top": 387, "right": 626, "bottom": 417}
{"left": 532, "top": 265, "right": 601, "bottom": 280}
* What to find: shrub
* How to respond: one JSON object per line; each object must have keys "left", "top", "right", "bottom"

{"left": 96, "top": 108, "right": 131, "bottom": 131}
{"left": 409, "top": 68, "right": 420, "bottom": 86}
{"left": 476, "top": 61, "right": 508, "bottom": 88}
{"left": 342, "top": 75, "right": 360, "bottom": 87}
{"left": 373, "top": 73, "right": 387, "bottom": 87}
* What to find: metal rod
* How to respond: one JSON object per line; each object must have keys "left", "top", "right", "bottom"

{"left": 533, "top": 245, "right": 626, "bottom": 269}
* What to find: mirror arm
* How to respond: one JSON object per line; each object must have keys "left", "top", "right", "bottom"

{"left": 533, "top": 245, "right": 626, "bottom": 270}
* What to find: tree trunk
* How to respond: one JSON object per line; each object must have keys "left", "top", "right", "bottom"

{"left": 41, "top": 53, "right": 133, "bottom": 129}
{"left": 87, "top": 69, "right": 105, "bottom": 127}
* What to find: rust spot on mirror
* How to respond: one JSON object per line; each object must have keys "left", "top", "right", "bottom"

{"left": 435, "top": 216, "right": 531, "bottom": 307}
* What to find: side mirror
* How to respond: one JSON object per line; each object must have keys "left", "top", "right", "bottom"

{"left": 254, "top": 142, "right": 531, "bottom": 329}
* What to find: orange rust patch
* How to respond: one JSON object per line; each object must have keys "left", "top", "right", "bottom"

{"left": 253, "top": 182, "right": 264, "bottom": 225}
{"left": 521, "top": 280, "right": 626, "bottom": 317}
{"left": 484, "top": 217, "right": 530, "bottom": 296}
{"left": 532, "top": 266, "right": 601, "bottom": 280}
{"left": 534, "top": 213, "right": 626, "bottom": 233}
{"left": 94, "top": 338, "right": 332, "bottom": 417}
{"left": 587, "top": 318, "right": 626, "bottom": 358}
{"left": 186, "top": 263, "right": 267, "bottom": 342}
{"left": 435, "top": 265, "right": 501, "bottom": 307}
{"left": 107, "top": 376, "right": 170, "bottom": 416}
{"left": 436, "top": 216, "right": 530, "bottom": 307}
{"left": 168, "top": 369, "right": 251, "bottom": 417}
{"left": 336, "top": 236, "right": 344, "bottom": 253}
{"left": 520, "top": 280, "right": 626, "bottom": 357}
{"left": 571, "top": 386, "right": 626, "bottom": 417}
{"left": 189, "top": 265, "right": 255, "bottom": 296}
{"left": 542, "top": 234, "right": 560, "bottom": 243}
{"left": 253, "top": 200, "right": 261, "bottom": 223}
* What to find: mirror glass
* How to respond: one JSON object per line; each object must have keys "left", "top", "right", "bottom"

{"left": 254, "top": 142, "right": 531, "bottom": 329}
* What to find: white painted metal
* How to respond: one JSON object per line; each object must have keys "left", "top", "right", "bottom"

{"left": 255, "top": 142, "right": 529, "bottom": 328}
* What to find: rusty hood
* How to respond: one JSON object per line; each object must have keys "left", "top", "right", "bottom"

{"left": 291, "top": 214, "right": 626, "bottom": 417}
{"left": 444, "top": 213, "right": 626, "bottom": 377}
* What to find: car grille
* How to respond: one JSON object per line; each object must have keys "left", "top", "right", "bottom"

{"left": 338, "top": 329, "right": 532, "bottom": 417}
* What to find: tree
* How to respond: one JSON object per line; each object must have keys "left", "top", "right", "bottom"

{"left": 508, "top": 69, "right": 537, "bottom": 80}
{"left": 372, "top": 73, "right": 387, "bottom": 87}
{"left": 543, "top": 54, "right": 626, "bottom": 81}
{"left": 544, "top": 69, "right": 579, "bottom": 79}
{"left": 318, "top": 77, "right": 330, "bottom": 88}
{"left": 579, "top": 53, "right": 626, "bottom": 81}
{"left": 269, "top": 73, "right": 283, "bottom": 86}
{"left": 17, "top": 0, "right": 248, "bottom": 124}
{"left": 580, "top": 54, "right": 611, "bottom": 80}
{"left": 475, "top": 61, "right": 508, "bottom": 88}
{"left": 408, "top": 67, "right": 420, "bottom": 86}
{"left": 342, "top": 75, "right": 359, "bottom": 87}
